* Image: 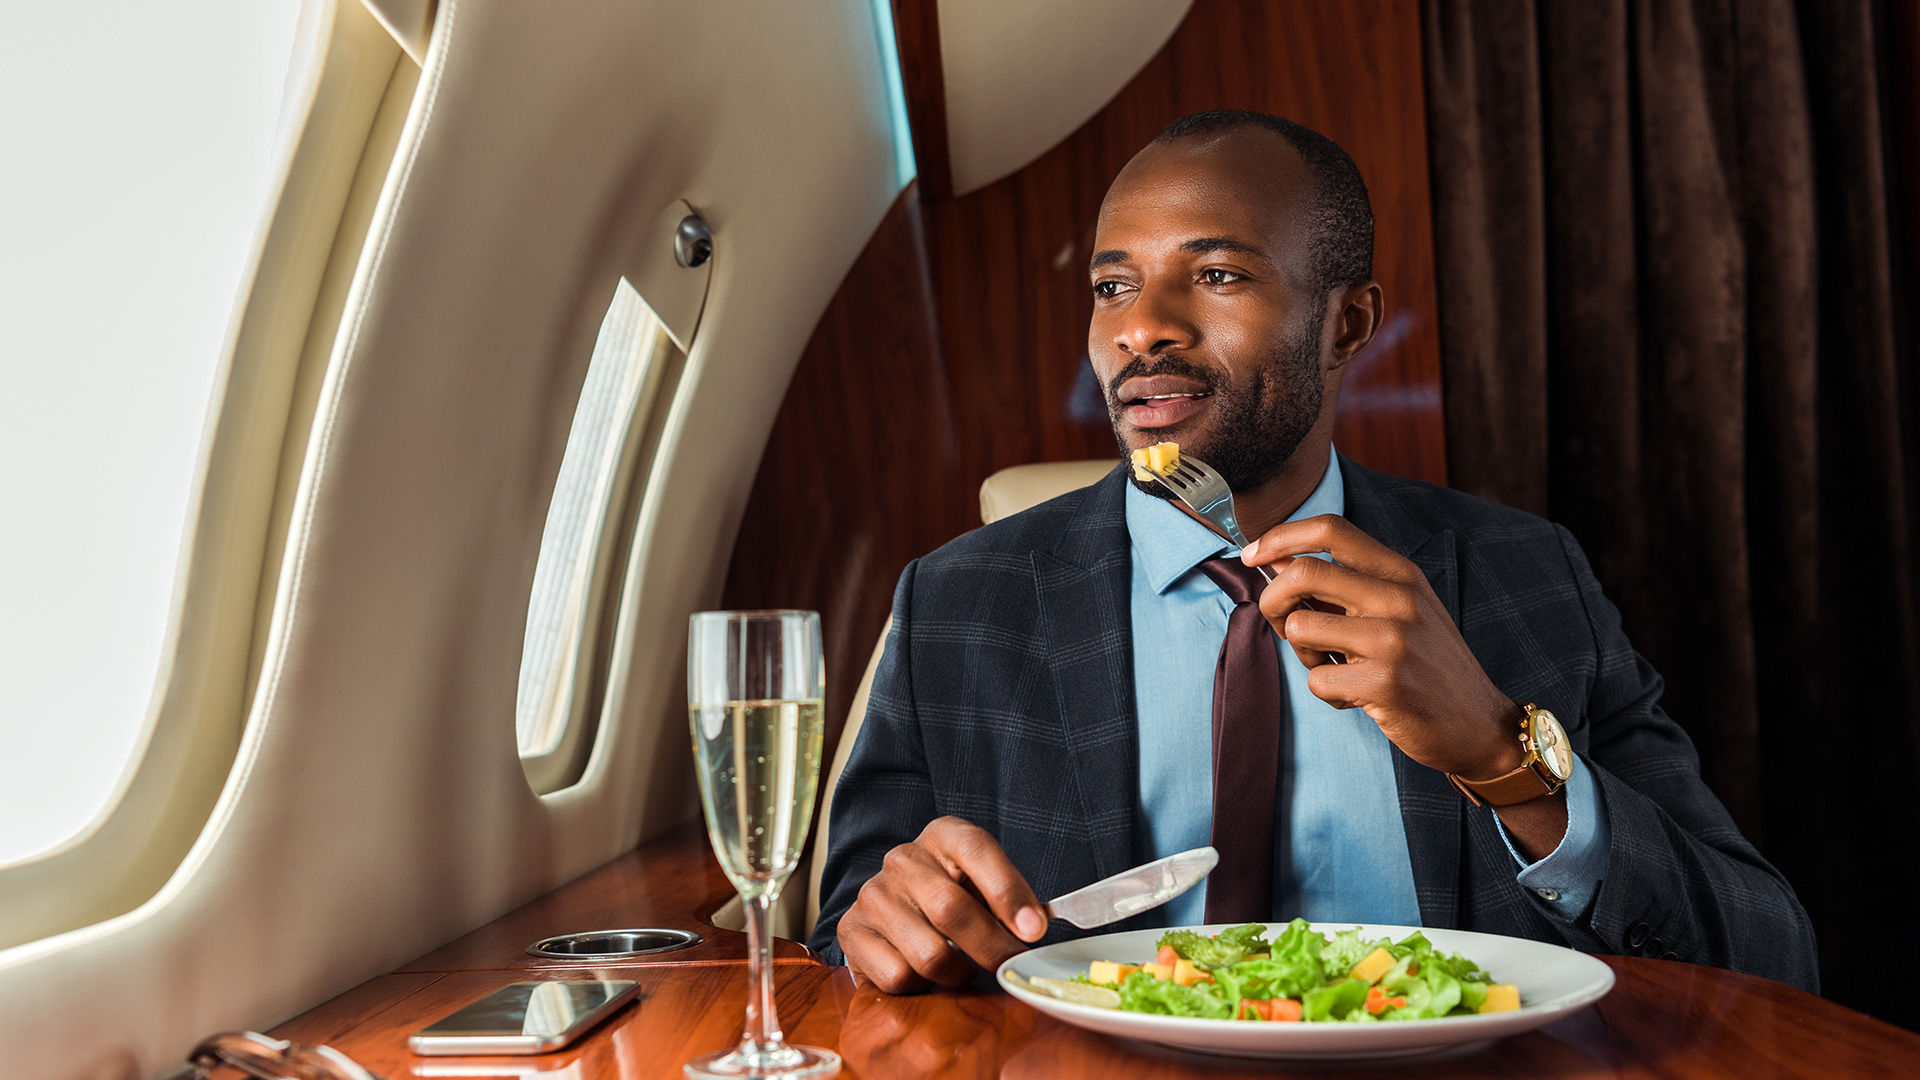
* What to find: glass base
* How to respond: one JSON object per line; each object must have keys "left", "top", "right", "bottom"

{"left": 683, "top": 1043, "right": 840, "bottom": 1079}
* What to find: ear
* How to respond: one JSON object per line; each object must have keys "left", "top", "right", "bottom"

{"left": 1325, "top": 280, "right": 1384, "bottom": 371}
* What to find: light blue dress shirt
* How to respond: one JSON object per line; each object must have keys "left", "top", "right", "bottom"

{"left": 1127, "top": 450, "right": 1611, "bottom": 926}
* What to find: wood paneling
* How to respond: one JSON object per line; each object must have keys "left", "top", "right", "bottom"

{"left": 276, "top": 965, "right": 838, "bottom": 1080}
{"left": 396, "top": 823, "right": 814, "bottom": 973}
{"left": 268, "top": 826, "right": 1920, "bottom": 1079}
{"left": 720, "top": 185, "right": 966, "bottom": 759}
{"left": 917, "top": 0, "right": 1442, "bottom": 485}
{"left": 891, "top": 0, "right": 952, "bottom": 202}
{"left": 724, "top": 0, "right": 1445, "bottom": 766}
{"left": 267, "top": 973, "right": 448, "bottom": 1048}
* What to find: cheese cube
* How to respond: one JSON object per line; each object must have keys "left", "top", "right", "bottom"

{"left": 1129, "top": 442, "right": 1181, "bottom": 480}
{"left": 1172, "top": 958, "right": 1211, "bottom": 986}
{"left": 1349, "top": 947, "right": 1396, "bottom": 985}
{"left": 1140, "top": 962, "right": 1174, "bottom": 982}
{"left": 1478, "top": 983, "right": 1520, "bottom": 1013}
{"left": 1087, "top": 961, "right": 1137, "bottom": 985}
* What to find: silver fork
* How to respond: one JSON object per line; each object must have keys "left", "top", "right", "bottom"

{"left": 1148, "top": 453, "right": 1346, "bottom": 664}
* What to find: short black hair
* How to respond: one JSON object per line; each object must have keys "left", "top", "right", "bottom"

{"left": 1153, "top": 109, "right": 1373, "bottom": 294}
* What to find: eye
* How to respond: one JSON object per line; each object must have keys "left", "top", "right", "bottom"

{"left": 1092, "top": 279, "right": 1133, "bottom": 300}
{"left": 1200, "top": 267, "right": 1245, "bottom": 286}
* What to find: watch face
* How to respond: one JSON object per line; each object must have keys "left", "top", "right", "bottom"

{"left": 1531, "top": 709, "right": 1574, "bottom": 780}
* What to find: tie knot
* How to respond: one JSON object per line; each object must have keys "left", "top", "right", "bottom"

{"left": 1199, "top": 555, "right": 1266, "bottom": 605}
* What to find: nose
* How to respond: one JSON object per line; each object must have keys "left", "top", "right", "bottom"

{"left": 1112, "top": 280, "right": 1197, "bottom": 359}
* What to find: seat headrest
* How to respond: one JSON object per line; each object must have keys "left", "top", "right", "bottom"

{"left": 978, "top": 460, "right": 1115, "bottom": 524}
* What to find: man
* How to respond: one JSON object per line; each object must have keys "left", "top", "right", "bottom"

{"left": 808, "top": 110, "right": 1818, "bottom": 995}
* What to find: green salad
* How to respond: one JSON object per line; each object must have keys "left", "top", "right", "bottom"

{"left": 1075, "top": 919, "right": 1519, "bottom": 1022}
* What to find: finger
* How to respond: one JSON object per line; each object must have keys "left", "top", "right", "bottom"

{"left": 870, "top": 883, "right": 986, "bottom": 988}
{"left": 870, "top": 840, "right": 1012, "bottom": 981}
{"left": 1258, "top": 555, "right": 1416, "bottom": 624}
{"left": 841, "top": 919, "right": 931, "bottom": 995}
{"left": 1242, "top": 514, "right": 1422, "bottom": 585}
{"left": 919, "top": 818, "right": 1049, "bottom": 943}
{"left": 1287, "top": 639, "right": 1334, "bottom": 670}
{"left": 1302, "top": 654, "right": 1376, "bottom": 712}
{"left": 1280, "top": 609, "right": 1402, "bottom": 670}
{"left": 910, "top": 874, "right": 1029, "bottom": 979}
{"left": 873, "top": 831, "right": 1028, "bottom": 976}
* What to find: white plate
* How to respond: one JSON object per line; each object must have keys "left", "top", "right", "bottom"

{"left": 996, "top": 922, "right": 1614, "bottom": 1060}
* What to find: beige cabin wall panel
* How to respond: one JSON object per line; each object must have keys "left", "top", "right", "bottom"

{"left": 364, "top": 0, "right": 435, "bottom": 62}
{"left": 247, "top": 52, "right": 423, "bottom": 707}
{"left": 0, "top": 0, "right": 901, "bottom": 1076}
{"left": 0, "top": 0, "right": 405, "bottom": 952}
{"left": 939, "top": 0, "right": 1192, "bottom": 194}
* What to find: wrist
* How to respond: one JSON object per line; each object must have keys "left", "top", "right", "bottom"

{"left": 1457, "top": 698, "right": 1526, "bottom": 781}
{"left": 1447, "top": 701, "right": 1574, "bottom": 809}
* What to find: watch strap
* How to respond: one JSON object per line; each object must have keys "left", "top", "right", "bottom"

{"left": 1447, "top": 702, "right": 1566, "bottom": 807}
{"left": 1447, "top": 762, "right": 1557, "bottom": 808}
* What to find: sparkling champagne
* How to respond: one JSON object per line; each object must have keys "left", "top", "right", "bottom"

{"left": 684, "top": 610, "right": 837, "bottom": 1079}
{"left": 690, "top": 698, "right": 825, "bottom": 900}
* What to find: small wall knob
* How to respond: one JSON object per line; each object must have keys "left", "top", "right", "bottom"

{"left": 674, "top": 214, "right": 713, "bottom": 269}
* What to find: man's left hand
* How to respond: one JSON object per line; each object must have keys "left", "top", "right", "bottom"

{"left": 1242, "top": 514, "right": 1570, "bottom": 859}
{"left": 1240, "top": 514, "right": 1521, "bottom": 783}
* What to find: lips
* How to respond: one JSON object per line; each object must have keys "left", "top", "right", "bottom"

{"left": 1124, "top": 394, "right": 1211, "bottom": 428}
{"left": 1118, "top": 374, "right": 1214, "bottom": 429}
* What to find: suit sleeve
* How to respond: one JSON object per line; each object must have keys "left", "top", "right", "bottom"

{"left": 1549, "top": 524, "right": 1820, "bottom": 992}
{"left": 807, "top": 561, "right": 937, "bottom": 965}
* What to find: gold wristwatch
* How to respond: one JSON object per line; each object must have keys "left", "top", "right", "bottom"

{"left": 1447, "top": 703, "right": 1573, "bottom": 807}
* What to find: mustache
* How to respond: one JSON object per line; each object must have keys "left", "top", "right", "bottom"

{"left": 1102, "top": 355, "right": 1225, "bottom": 408}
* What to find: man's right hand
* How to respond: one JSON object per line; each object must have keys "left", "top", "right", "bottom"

{"left": 836, "top": 816, "right": 1050, "bottom": 993}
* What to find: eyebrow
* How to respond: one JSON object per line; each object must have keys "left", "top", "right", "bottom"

{"left": 1180, "top": 236, "right": 1269, "bottom": 260}
{"left": 1088, "top": 236, "right": 1271, "bottom": 273}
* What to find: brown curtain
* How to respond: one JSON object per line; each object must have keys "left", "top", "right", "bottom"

{"left": 1423, "top": 0, "right": 1920, "bottom": 1028}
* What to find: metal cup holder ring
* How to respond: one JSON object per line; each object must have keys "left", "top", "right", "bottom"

{"left": 525, "top": 928, "right": 703, "bottom": 961}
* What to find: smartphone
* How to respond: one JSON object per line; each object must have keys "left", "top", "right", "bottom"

{"left": 408, "top": 980, "right": 641, "bottom": 1055}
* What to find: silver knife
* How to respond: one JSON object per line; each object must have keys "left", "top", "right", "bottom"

{"left": 1043, "top": 846, "right": 1218, "bottom": 929}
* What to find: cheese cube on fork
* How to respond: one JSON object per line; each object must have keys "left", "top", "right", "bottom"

{"left": 1131, "top": 441, "right": 1180, "bottom": 482}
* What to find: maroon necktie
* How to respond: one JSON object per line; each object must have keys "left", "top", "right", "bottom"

{"left": 1198, "top": 556, "right": 1285, "bottom": 923}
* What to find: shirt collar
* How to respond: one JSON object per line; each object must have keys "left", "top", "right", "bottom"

{"left": 1125, "top": 449, "right": 1346, "bottom": 596}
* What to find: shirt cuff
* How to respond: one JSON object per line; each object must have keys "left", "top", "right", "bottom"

{"left": 1491, "top": 754, "right": 1611, "bottom": 913}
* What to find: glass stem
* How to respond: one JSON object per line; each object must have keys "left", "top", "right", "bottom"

{"left": 742, "top": 891, "right": 784, "bottom": 1052}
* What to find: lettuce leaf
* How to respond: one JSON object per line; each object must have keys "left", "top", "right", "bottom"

{"left": 1216, "top": 922, "right": 1273, "bottom": 954}
{"left": 1155, "top": 923, "right": 1272, "bottom": 968}
{"left": 1116, "top": 971, "right": 1233, "bottom": 1018}
{"left": 1263, "top": 918, "right": 1330, "bottom": 998}
{"left": 1320, "top": 926, "right": 1387, "bottom": 976}
{"left": 1378, "top": 938, "right": 1483, "bottom": 1019}
{"left": 1302, "top": 977, "right": 1369, "bottom": 1021}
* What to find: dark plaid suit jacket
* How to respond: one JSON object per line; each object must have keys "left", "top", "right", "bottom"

{"left": 809, "top": 458, "right": 1819, "bottom": 992}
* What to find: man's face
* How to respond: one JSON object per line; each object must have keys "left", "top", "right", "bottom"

{"left": 1088, "top": 133, "right": 1332, "bottom": 497}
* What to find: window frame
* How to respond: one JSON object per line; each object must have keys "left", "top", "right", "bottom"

{"left": 518, "top": 284, "right": 683, "bottom": 795}
{"left": 0, "top": 0, "right": 423, "bottom": 950}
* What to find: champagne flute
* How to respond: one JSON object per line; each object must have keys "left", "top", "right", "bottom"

{"left": 685, "top": 610, "right": 838, "bottom": 1079}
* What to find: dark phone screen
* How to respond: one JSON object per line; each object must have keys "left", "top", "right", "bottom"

{"left": 418, "top": 980, "right": 636, "bottom": 1038}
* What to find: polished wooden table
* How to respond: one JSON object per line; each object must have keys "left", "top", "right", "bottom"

{"left": 266, "top": 825, "right": 1920, "bottom": 1079}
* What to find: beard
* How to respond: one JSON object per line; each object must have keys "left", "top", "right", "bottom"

{"left": 1106, "top": 312, "right": 1325, "bottom": 501}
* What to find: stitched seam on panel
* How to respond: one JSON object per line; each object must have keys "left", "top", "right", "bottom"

{"left": 235, "top": 2, "right": 462, "bottom": 830}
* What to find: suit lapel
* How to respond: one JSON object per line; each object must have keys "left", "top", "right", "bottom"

{"left": 1342, "top": 455, "right": 1466, "bottom": 929}
{"left": 1032, "top": 466, "right": 1137, "bottom": 881}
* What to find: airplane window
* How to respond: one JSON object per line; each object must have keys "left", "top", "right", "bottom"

{"left": 0, "top": 0, "right": 302, "bottom": 863}
{"left": 517, "top": 280, "right": 676, "bottom": 791}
